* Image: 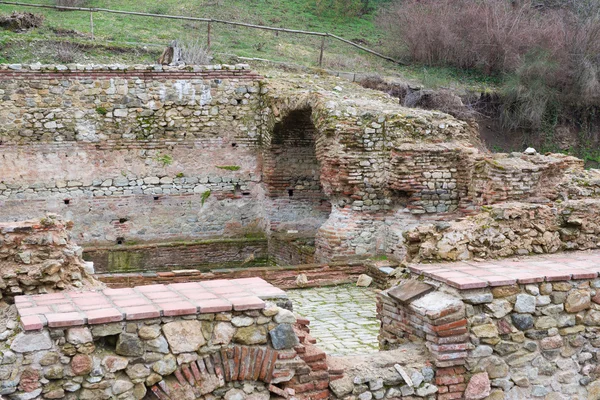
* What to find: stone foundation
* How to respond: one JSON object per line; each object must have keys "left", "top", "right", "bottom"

{"left": 2, "top": 278, "right": 331, "bottom": 400}
{"left": 380, "top": 253, "right": 600, "bottom": 399}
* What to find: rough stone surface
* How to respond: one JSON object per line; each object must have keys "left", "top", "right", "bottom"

{"left": 10, "top": 331, "right": 52, "bottom": 353}
{"left": 465, "top": 372, "right": 491, "bottom": 400}
{"left": 162, "top": 320, "right": 206, "bottom": 353}
{"left": 116, "top": 333, "right": 144, "bottom": 357}
{"left": 71, "top": 354, "right": 92, "bottom": 376}
{"left": 269, "top": 324, "right": 299, "bottom": 350}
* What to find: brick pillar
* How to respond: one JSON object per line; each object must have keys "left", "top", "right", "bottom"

{"left": 282, "top": 319, "right": 332, "bottom": 400}
{"left": 378, "top": 286, "right": 470, "bottom": 400}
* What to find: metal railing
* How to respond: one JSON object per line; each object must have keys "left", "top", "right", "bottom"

{"left": 0, "top": 0, "right": 406, "bottom": 66}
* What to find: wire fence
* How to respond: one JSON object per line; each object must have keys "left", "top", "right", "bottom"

{"left": 0, "top": 0, "right": 405, "bottom": 66}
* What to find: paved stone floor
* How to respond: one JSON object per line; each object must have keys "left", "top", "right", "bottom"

{"left": 287, "top": 284, "right": 380, "bottom": 356}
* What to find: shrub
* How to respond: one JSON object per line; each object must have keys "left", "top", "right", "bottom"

{"left": 55, "top": 41, "right": 81, "bottom": 63}
{"left": 378, "top": 0, "right": 600, "bottom": 129}
{"left": 178, "top": 37, "right": 212, "bottom": 65}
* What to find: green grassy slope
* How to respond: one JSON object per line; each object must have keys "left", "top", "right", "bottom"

{"left": 0, "top": 0, "right": 383, "bottom": 66}
{"left": 0, "top": 0, "right": 495, "bottom": 91}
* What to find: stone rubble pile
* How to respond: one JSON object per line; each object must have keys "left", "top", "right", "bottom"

{"left": 0, "top": 215, "right": 101, "bottom": 301}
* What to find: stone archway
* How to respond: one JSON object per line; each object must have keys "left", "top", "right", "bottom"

{"left": 262, "top": 107, "right": 331, "bottom": 234}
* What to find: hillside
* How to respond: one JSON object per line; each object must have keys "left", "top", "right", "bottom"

{"left": 0, "top": 0, "right": 493, "bottom": 91}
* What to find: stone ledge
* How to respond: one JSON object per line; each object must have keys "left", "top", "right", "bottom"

{"left": 15, "top": 277, "right": 284, "bottom": 331}
{"left": 0, "top": 63, "right": 253, "bottom": 72}
{"left": 408, "top": 250, "right": 600, "bottom": 289}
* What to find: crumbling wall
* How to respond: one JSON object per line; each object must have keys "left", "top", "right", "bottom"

{"left": 404, "top": 199, "right": 600, "bottom": 262}
{"left": 1, "top": 278, "right": 332, "bottom": 400}
{"left": 262, "top": 108, "right": 331, "bottom": 234}
{"left": 0, "top": 215, "right": 101, "bottom": 301}
{"left": 379, "top": 276, "right": 600, "bottom": 399}
{"left": 2, "top": 63, "right": 599, "bottom": 267}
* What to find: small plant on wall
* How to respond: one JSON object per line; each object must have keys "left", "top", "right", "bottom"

{"left": 154, "top": 153, "right": 173, "bottom": 167}
{"left": 216, "top": 165, "right": 241, "bottom": 171}
{"left": 201, "top": 190, "right": 211, "bottom": 206}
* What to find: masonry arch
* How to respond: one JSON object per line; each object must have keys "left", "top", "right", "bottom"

{"left": 261, "top": 104, "right": 332, "bottom": 235}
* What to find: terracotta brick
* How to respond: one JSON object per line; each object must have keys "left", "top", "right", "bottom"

{"left": 239, "top": 347, "right": 250, "bottom": 380}
{"left": 18, "top": 306, "right": 52, "bottom": 316}
{"left": 436, "top": 375, "right": 465, "bottom": 385}
{"left": 103, "top": 288, "right": 136, "bottom": 296}
{"left": 180, "top": 291, "right": 218, "bottom": 300}
{"left": 196, "top": 299, "right": 232, "bottom": 313}
{"left": 122, "top": 305, "right": 160, "bottom": 320}
{"left": 156, "top": 301, "right": 197, "bottom": 316}
{"left": 229, "top": 296, "right": 265, "bottom": 311}
{"left": 190, "top": 360, "right": 202, "bottom": 382}
{"left": 200, "top": 279, "right": 233, "bottom": 288}
{"left": 144, "top": 291, "right": 179, "bottom": 300}
{"left": 151, "top": 386, "right": 169, "bottom": 400}
{"left": 135, "top": 284, "right": 168, "bottom": 293}
{"left": 46, "top": 312, "right": 85, "bottom": 328}
{"left": 309, "top": 361, "right": 328, "bottom": 371}
{"left": 449, "top": 383, "right": 467, "bottom": 392}
{"left": 291, "top": 382, "right": 314, "bottom": 394}
{"left": 112, "top": 297, "right": 150, "bottom": 307}
{"left": 213, "top": 352, "right": 225, "bottom": 382}
{"left": 253, "top": 348, "right": 264, "bottom": 381}
{"left": 232, "top": 347, "right": 241, "bottom": 381}
{"left": 233, "top": 277, "right": 269, "bottom": 286}
{"left": 174, "top": 369, "right": 187, "bottom": 386}
{"left": 21, "top": 315, "right": 44, "bottom": 331}
{"left": 304, "top": 389, "right": 330, "bottom": 400}
{"left": 85, "top": 308, "right": 123, "bottom": 324}
{"left": 168, "top": 282, "right": 203, "bottom": 290}
{"left": 438, "top": 392, "right": 464, "bottom": 400}
{"left": 182, "top": 364, "right": 194, "bottom": 385}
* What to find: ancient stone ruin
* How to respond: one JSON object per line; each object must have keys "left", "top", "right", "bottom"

{"left": 1, "top": 62, "right": 600, "bottom": 399}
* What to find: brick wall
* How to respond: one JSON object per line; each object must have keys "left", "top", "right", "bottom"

{"left": 84, "top": 238, "right": 269, "bottom": 274}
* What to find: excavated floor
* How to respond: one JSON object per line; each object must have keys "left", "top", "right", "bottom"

{"left": 287, "top": 284, "right": 380, "bottom": 356}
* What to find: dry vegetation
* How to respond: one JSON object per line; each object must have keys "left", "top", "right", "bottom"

{"left": 378, "top": 0, "right": 600, "bottom": 131}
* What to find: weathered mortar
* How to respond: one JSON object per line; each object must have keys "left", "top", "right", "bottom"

{"left": 2, "top": 63, "right": 600, "bottom": 267}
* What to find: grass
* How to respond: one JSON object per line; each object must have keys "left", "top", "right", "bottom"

{"left": 0, "top": 0, "right": 496, "bottom": 92}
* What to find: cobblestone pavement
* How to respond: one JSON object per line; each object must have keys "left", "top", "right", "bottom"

{"left": 287, "top": 284, "right": 380, "bottom": 356}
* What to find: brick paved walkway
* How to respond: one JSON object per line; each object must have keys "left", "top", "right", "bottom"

{"left": 409, "top": 250, "right": 600, "bottom": 289}
{"left": 287, "top": 285, "right": 380, "bottom": 356}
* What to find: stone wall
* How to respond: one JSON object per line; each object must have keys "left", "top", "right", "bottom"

{"left": 0, "top": 215, "right": 101, "bottom": 301}
{"left": 458, "top": 278, "right": 600, "bottom": 399}
{"left": 96, "top": 259, "right": 376, "bottom": 290}
{"left": 404, "top": 199, "right": 600, "bottom": 262}
{"left": 379, "top": 273, "right": 600, "bottom": 399}
{"left": 0, "top": 64, "right": 263, "bottom": 143}
{"left": 378, "top": 289, "right": 469, "bottom": 400}
{"left": 84, "top": 238, "right": 269, "bottom": 274}
{"left": 4, "top": 63, "right": 600, "bottom": 267}
{"left": 327, "top": 347, "right": 439, "bottom": 400}
{"left": 1, "top": 278, "right": 332, "bottom": 400}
